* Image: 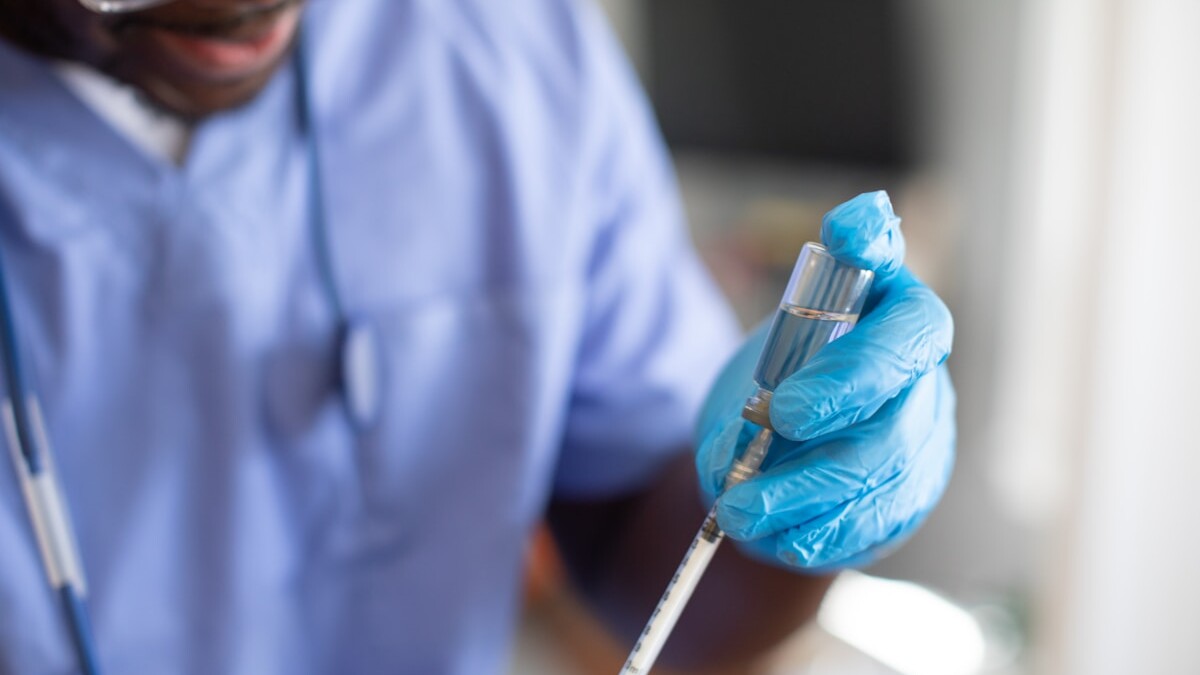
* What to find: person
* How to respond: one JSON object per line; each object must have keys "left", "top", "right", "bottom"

{"left": 0, "top": 0, "right": 956, "bottom": 673}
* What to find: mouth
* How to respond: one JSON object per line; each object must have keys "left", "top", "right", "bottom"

{"left": 109, "top": 0, "right": 305, "bottom": 82}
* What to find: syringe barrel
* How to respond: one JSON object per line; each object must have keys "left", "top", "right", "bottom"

{"left": 743, "top": 243, "right": 873, "bottom": 428}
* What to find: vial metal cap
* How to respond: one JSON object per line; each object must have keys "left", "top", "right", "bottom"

{"left": 781, "top": 243, "right": 874, "bottom": 316}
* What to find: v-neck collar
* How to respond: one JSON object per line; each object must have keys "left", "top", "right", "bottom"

{"left": 0, "top": 35, "right": 302, "bottom": 190}
{"left": 54, "top": 61, "right": 192, "bottom": 167}
{"left": 0, "top": 34, "right": 307, "bottom": 257}
{"left": 0, "top": 37, "right": 169, "bottom": 185}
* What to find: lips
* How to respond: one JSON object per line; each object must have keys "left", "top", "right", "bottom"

{"left": 132, "top": 2, "right": 302, "bottom": 82}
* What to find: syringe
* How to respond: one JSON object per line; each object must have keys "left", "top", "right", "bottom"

{"left": 619, "top": 242, "right": 873, "bottom": 674}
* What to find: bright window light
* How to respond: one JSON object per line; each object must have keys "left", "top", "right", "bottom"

{"left": 818, "top": 572, "right": 986, "bottom": 675}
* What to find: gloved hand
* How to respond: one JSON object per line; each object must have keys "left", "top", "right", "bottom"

{"left": 695, "top": 191, "right": 956, "bottom": 571}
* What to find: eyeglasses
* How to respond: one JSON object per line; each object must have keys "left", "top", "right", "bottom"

{"left": 77, "top": 0, "right": 175, "bottom": 13}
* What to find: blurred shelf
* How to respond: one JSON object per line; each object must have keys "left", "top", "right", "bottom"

{"left": 675, "top": 152, "right": 902, "bottom": 326}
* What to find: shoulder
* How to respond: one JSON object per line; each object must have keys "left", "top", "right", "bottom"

{"left": 307, "top": 0, "right": 634, "bottom": 162}
{"left": 311, "top": 0, "right": 615, "bottom": 103}
{"left": 307, "top": 0, "right": 654, "bottom": 209}
{"left": 424, "top": 0, "right": 599, "bottom": 74}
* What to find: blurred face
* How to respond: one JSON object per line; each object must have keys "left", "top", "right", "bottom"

{"left": 0, "top": 0, "right": 305, "bottom": 119}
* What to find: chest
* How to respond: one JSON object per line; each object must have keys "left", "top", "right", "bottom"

{"left": 0, "top": 59, "right": 590, "bottom": 673}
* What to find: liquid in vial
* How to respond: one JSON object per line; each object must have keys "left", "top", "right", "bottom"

{"left": 753, "top": 304, "right": 858, "bottom": 391}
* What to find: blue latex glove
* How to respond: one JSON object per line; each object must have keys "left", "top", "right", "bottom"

{"left": 695, "top": 191, "right": 956, "bottom": 570}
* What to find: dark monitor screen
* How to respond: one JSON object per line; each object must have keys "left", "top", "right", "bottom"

{"left": 647, "top": 0, "right": 915, "bottom": 168}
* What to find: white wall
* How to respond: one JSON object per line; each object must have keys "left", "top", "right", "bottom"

{"left": 1002, "top": 0, "right": 1200, "bottom": 672}
{"left": 871, "top": 0, "right": 1034, "bottom": 601}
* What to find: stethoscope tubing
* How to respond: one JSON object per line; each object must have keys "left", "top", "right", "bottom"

{"left": 0, "top": 23, "right": 379, "bottom": 675}
{"left": 0, "top": 248, "right": 101, "bottom": 674}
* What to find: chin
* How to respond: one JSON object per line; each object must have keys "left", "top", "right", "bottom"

{"left": 94, "top": 0, "right": 304, "bottom": 119}
{"left": 127, "top": 64, "right": 285, "bottom": 119}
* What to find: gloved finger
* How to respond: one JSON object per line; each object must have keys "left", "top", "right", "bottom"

{"left": 718, "top": 370, "right": 941, "bottom": 540}
{"left": 694, "top": 414, "right": 771, "bottom": 502}
{"left": 769, "top": 268, "right": 953, "bottom": 442}
{"left": 820, "top": 190, "right": 906, "bottom": 284}
{"left": 727, "top": 518, "right": 896, "bottom": 572}
{"left": 803, "top": 545, "right": 887, "bottom": 573}
{"left": 770, "top": 481, "right": 911, "bottom": 569}
{"left": 717, "top": 369, "right": 955, "bottom": 569}
{"left": 771, "top": 406, "right": 954, "bottom": 570}
{"left": 694, "top": 321, "right": 767, "bottom": 444}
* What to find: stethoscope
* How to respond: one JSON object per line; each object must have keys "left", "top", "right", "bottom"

{"left": 0, "top": 33, "right": 381, "bottom": 674}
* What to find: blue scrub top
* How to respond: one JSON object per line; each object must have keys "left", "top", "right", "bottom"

{"left": 0, "top": 0, "right": 740, "bottom": 672}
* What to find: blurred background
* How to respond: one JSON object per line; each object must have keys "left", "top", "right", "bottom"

{"left": 513, "top": 1, "right": 1200, "bottom": 674}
